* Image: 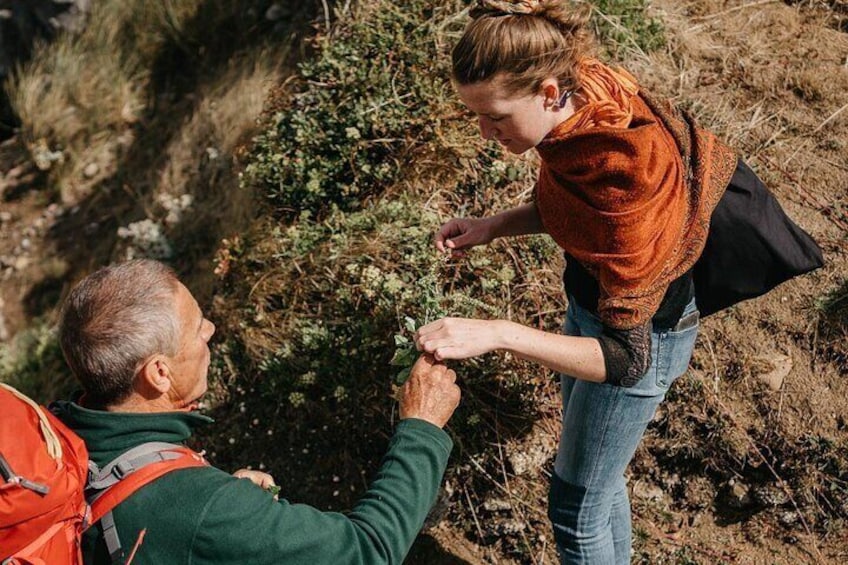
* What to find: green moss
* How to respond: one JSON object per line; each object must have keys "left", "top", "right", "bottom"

{"left": 244, "top": 0, "right": 460, "bottom": 216}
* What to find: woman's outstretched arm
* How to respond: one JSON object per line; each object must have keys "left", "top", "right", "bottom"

{"left": 415, "top": 317, "right": 606, "bottom": 383}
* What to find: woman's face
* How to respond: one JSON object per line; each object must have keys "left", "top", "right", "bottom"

{"left": 456, "top": 77, "right": 567, "bottom": 154}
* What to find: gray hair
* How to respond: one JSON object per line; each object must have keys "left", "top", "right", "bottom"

{"left": 59, "top": 259, "right": 181, "bottom": 407}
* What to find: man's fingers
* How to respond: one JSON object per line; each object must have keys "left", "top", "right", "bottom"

{"left": 412, "top": 352, "right": 437, "bottom": 370}
{"left": 444, "top": 369, "right": 457, "bottom": 384}
{"left": 233, "top": 469, "right": 276, "bottom": 489}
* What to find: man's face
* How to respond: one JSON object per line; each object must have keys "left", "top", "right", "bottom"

{"left": 166, "top": 282, "right": 216, "bottom": 407}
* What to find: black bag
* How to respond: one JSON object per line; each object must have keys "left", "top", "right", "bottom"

{"left": 694, "top": 159, "right": 824, "bottom": 317}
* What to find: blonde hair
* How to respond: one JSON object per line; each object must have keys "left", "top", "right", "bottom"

{"left": 452, "top": 0, "right": 594, "bottom": 96}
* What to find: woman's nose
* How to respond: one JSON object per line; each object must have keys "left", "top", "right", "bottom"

{"left": 478, "top": 117, "right": 496, "bottom": 140}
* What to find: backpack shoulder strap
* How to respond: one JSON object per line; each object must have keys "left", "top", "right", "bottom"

{"left": 88, "top": 445, "right": 207, "bottom": 522}
{"left": 87, "top": 444, "right": 208, "bottom": 563}
{"left": 87, "top": 442, "right": 195, "bottom": 495}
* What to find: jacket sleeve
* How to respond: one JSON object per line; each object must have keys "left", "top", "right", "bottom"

{"left": 596, "top": 321, "right": 652, "bottom": 387}
{"left": 189, "top": 418, "right": 452, "bottom": 565}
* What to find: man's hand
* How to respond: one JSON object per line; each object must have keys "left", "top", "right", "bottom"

{"left": 234, "top": 468, "right": 279, "bottom": 499}
{"left": 399, "top": 354, "right": 460, "bottom": 429}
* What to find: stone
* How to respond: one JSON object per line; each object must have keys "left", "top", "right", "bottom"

{"left": 83, "top": 162, "right": 99, "bottom": 178}
{"left": 506, "top": 428, "right": 556, "bottom": 476}
{"left": 778, "top": 510, "right": 800, "bottom": 527}
{"left": 632, "top": 481, "right": 666, "bottom": 503}
{"left": 14, "top": 256, "right": 30, "bottom": 270}
{"left": 755, "top": 354, "right": 792, "bottom": 391}
{"left": 722, "top": 480, "right": 753, "bottom": 509}
{"left": 497, "top": 519, "right": 526, "bottom": 536}
{"left": 752, "top": 484, "right": 790, "bottom": 507}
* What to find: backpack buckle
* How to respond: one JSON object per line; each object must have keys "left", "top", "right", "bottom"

{"left": 112, "top": 460, "right": 136, "bottom": 480}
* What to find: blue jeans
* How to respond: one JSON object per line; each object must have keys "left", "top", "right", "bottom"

{"left": 549, "top": 297, "right": 699, "bottom": 564}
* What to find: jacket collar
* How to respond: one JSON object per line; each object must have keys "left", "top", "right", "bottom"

{"left": 52, "top": 398, "right": 213, "bottom": 468}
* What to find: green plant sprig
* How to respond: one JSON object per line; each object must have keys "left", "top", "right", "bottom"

{"left": 390, "top": 316, "right": 419, "bottom": 385}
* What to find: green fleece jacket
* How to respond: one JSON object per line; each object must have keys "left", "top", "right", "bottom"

{"left": 53, "top": 401, "right": 453, "bottom": 565}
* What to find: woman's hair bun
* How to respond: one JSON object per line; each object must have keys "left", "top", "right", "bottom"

{"left": 471, "top": 0, "right": 590, "bottom": 36}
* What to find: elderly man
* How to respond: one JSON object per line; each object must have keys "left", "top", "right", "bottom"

{"left": 52, "top": 259, "right": 460, "bottom": 564}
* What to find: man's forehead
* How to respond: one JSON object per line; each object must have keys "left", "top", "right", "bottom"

{"left": 175, "top": 282, "right": 201, "bottom": 316}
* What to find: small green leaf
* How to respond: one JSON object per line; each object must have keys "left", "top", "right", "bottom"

{"left": 394, "top": 366, "right": 412, "bottom": 385}
{"left": 393, "top": 333, "right": 409, "bottom": 346}
{"left": 404, "top": 316, "right": 417, "bottom": 333}
{"left": 390, "top": 345, "right": 416, "bottom": 367}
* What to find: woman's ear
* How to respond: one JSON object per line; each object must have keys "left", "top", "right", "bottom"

{"left": 541, "top": 78, "right": 561, "bottom": 109}
{"left": 137, "top": 355, "right": 173, "bottom": 396}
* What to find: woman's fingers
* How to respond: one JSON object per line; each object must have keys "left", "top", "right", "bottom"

{"left": 415, "top": 318, "right": 496, "bottom": 360}
{"left": 414, "top": 334, "right": 454, "bottom": 361}
{"left": 435, "top": 218, "right": 481, "bottom": 256}
{"left": 415, "top": 320, "right": 445, "bottom": 353}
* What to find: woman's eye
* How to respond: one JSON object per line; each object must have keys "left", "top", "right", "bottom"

{"left": 489, "top": 116, "right": 505, "bottom": 122}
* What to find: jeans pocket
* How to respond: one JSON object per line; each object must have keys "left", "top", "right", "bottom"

{"left": 655, "top": 322, "right": 699, "bottom": 389}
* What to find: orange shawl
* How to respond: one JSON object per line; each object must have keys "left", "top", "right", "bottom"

{"left": 535, "top": 59, "right": 737, "bottom": 329}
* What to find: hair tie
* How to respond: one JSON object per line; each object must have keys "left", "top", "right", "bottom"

{"left": 475, "top": 0, "right": 540, "bottom": 17}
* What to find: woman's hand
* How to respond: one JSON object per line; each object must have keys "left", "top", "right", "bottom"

{"left": 415, "top": 317, "right": 504, "bottom": 361}
{"left": 434, "top": 217, "right": 494, "bottom": 258}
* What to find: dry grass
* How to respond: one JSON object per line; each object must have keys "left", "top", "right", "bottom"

{"left": 150, "top": 51, "right": 289, "bottom": 298}
{"left": 8, "top": 1, "right": 205, "bottom": 203}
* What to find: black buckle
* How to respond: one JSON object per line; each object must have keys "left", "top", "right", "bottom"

{"left": 112, "top": 460, "right": 135, "bottom": 480}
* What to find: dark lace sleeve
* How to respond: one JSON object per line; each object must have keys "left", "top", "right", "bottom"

{"left": 596, "top": 322, "right": 652, "bottom": 387}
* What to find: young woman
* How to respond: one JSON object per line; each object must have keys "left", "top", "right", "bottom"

{"left": 414, "top": 1, "right": 821, "bottom": 563}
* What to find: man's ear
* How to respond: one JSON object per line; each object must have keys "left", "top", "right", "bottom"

{"left": 137, "top": 355, "right": 172, "bottom": 396}
{"left": 541, "top": 78, "right": 560, "bottom": 109}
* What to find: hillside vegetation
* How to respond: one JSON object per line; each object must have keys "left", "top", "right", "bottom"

{"left": 1, "top": 0, "right": 846, "bottom": 563}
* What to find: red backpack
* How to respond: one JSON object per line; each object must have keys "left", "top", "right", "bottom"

{"left": 0, "top": 384, "right": 207, "bottom": 564}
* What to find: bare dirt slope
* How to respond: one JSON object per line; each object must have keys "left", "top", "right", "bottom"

{"left": 625, "top": 1, "right": 848, "bottom": 563}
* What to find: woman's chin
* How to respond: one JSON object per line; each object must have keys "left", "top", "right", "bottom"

{"left": 506, "top": 143, "right": 530, "bottom": 155}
